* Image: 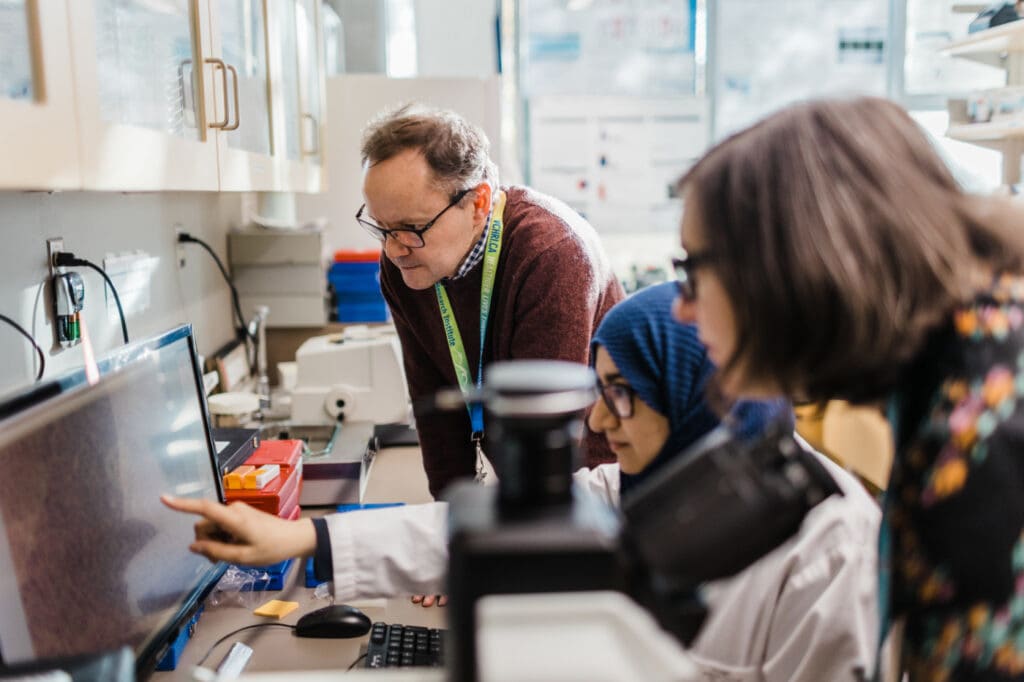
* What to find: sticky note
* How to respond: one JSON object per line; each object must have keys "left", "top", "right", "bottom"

{"left": 253, "top": 599, "right": 299, "bottom": 619}
{"left": 224, "top": 465, "right": 255, "bottom": 490}
{"left": 243, "top": 464, "right": 280, "bottom": 490}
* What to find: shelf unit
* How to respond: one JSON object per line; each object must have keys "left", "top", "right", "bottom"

{"left": 942, "top": 19, "right": 1024, "bottom": 184}
{"left": 951, "top": 3, "right": 988, "bottom": 13}
{"left": 943, "top": 20, "right": 1024, "bottom": 68}
{"left": 947, "top": 119, "right": 1024, "bottom": 143}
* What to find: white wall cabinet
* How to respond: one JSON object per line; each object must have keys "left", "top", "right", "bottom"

{"left": 2, "top": 0, "right": 326, "bottom": 193}
{"left": 68, "top": 0, "right": 220, "bottom": 191}
{"left": 281, "top": 0, "right": 326, "bottom": 193}
{"left": 0, "top": 0, "right": 81, "bottom": 190}
{"left": 206, "top": 0, "right": 279, "bottom": 191}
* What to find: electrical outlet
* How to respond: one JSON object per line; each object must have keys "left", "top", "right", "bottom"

{"left": 46, "top": 237, "right": 83, "bottom": 352}
{"left": 46, "top": 237, "right": 64, "bottom": 278}
{"left": 174, "top": 224, "right": 186, "bottom": 268}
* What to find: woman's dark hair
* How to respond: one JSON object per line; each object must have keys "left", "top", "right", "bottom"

{"left": 679, "top": 96, "right": 1024, "bottom": 403}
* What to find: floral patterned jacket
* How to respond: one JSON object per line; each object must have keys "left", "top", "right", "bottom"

{"left": 888, "top": 275, "right": 1024, "bottom": 680}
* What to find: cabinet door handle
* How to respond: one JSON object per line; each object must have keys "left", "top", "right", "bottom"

{"left": 302, "top": 113, "right": 320, "bottom": 156}
{"left": 224, "top": 64, "right": 241, "bottom": 131}
{"left": 204, "top": 57, "right": 229, "bottom": 129}
{"left": 177, "top": 59, "right": 195, "bottom": 128}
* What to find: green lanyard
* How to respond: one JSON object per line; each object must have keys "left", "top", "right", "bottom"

{"left": 435, "top": 190, "right": 506, "bottom": 465}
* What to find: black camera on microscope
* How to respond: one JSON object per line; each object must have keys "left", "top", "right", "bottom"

{"left": 439, "top": 359, "right": 842, "bottom": 682}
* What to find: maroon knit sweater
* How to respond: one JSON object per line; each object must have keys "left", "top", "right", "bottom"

{"left": 380, "top": 186, "right": 624, "bottom": 498}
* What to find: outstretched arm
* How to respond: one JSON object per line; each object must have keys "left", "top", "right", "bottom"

{"left": 161, "top": 495, "right": 316, "bottom": 566}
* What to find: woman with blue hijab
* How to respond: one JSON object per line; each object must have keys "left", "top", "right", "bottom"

{"left": 164, "top": 283, "right": 879, "bottom": 679}
{"left": 574, "top": 283, "right": 881, "bottom": 681}
{"left": 583, "top": 281, "right": 788, "bottom": 500}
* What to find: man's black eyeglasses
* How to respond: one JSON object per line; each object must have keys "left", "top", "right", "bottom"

{"left": 355, "top": 188, "right": 473, "bottom": 249}
{"left": 596, "top": 379, "right": 638, "bottom": 419}
{"left": 671, "top": 249, "right": 718, "bottom": 302}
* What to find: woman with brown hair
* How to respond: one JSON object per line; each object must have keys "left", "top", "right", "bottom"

{"left": 673, "top": 96, "right": 1024, "bottom": 680}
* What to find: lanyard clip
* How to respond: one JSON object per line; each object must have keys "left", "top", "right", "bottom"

{"left": 471, "top": 432, "right": 487, "bottom": 483}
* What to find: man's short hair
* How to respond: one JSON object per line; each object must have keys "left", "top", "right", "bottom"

{"left": 361, "top": 103, "right": 499, "bottom": 198}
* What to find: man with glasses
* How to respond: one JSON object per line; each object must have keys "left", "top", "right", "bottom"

{"left": 358, "top": 104, "right": 624, "bottom": 499}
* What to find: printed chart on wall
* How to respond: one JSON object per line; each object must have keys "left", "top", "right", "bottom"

{"left": 522, "top": 0, "right": 702, "bottom": 236}
{"left": 713, "top": 0, "right": 888, "bottom": 139}
{"left": 528, "top": 95, "right": 708, "bottom": 235}
{"left": 522, "top": 0, "right": 697, "bottom": 98}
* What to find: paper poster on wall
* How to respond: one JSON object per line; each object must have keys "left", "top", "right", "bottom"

{"left": 522, "top": 0, "right": 696, "bottom": 97}
{"left": 528, "top": 96, "right": 708, "bottom": 234}
{"left": 714, "top": 0, "right": 888, "bottom": 139}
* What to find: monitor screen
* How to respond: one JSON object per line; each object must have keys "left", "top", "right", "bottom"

{"left": 0, "top": 326, "right": 225, "bottom": 675}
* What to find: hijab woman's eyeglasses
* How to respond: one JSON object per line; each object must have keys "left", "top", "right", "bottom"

{"left": 596, "top": 379, "right": 638, "bottom": 419}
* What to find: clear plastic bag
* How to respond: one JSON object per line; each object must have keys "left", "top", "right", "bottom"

{"left": 206, "top": 565, "right": 271, "bottom": 610}
{"left": 313, "top": 581, "right": 334, "bottom": 603}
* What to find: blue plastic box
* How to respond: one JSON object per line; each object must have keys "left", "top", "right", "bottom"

{"left": 235, "top": 557, "right": 295, "bottom": 591}
{"left": 155, "top": 606, "right": 204, "bottom": 671}
{"left": 329, "top": 261, "right": 381, "bottom": 292}
{"left": 328, "top": 261, "right": 391, "bottom": 323}
{"left": 336, "top": 300, "right": 391, "bottom": 323}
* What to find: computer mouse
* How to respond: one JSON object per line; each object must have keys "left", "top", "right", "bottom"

{"left": 294, "top": 604, "right": 372, "bottom": 639}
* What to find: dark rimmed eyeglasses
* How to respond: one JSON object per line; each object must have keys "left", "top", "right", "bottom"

{"left": 596, "top": 379, "right": 638, "bottom": 419}
{"left": 355, "top": 188, "right": 473, "bottom": 249}
{"left": 671, "top": 248, "right": 718, "bottom": 302}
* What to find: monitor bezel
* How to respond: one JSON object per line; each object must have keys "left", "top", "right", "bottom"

{"left": 0, "top": 324, "right": 228, "bottom": 679}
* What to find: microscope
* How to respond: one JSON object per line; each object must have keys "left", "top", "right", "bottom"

{"left": 442, "top": 360, "right": 841, "bottom": 682}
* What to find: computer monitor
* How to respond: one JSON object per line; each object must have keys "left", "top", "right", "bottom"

{"left": 0, "top": 325, "right": 226, "bottom": 678}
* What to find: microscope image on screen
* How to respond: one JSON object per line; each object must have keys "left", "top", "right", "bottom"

{"left": 0, "top": 326, "right": 224, "bottom": 675}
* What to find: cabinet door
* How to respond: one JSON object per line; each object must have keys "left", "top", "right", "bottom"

{"left": 296, "top": 0, "right": 323, "bottom": 191}
{"left": 69, "top": 0, "right": 219, "bottom": 190}
{"left": 270, "top": 0, "right": 322, "bottom": 194}
{"left": 0, "top": 0, "right": 80, "bottom": 189}
{"left": 209, "top": 0, "right": 278, "bottom": 191}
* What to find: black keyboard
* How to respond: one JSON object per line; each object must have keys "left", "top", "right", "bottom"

{"left": 365, "top": 622, "right": 446, "bottom": 668}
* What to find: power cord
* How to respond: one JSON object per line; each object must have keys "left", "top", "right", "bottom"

{"left": 177, "top": 232, "right": 254, "bottom": 343}
{"left": 177, "top": 231, "right": 260, "bottom": 378}
{"left": 0, "top": 313, "right": 45, "bottom": 381}
{"left": 194, "top": 622, "right": 295, "bottom": 668}
{"left": 54, "top": 252, "right": 130, "bottom": 344}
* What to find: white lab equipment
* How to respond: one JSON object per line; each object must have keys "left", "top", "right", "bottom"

{"left": 229, "top": 227, "right": 328, "bottom": 329}
{"left": 290, "top": 326, "right": 410, "bottom": 426}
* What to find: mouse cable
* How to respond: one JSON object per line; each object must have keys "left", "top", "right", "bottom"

{"left": 347, "top": 652, "right": 368, "bottom": 671}
{"left": 194, "top": 622, "right": 295, "bottom": 668}
{"left": 0, "top": 313, "right": 44, "bottom": 381}
{"left": 53, "top": 252, "right": 130, "bottom": 344}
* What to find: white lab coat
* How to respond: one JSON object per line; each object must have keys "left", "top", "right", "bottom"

{"left": 324, "top": 448, "right": 880, "bottom": 682}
